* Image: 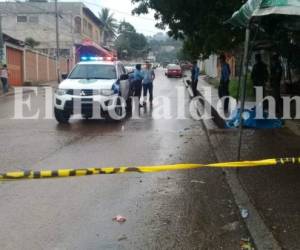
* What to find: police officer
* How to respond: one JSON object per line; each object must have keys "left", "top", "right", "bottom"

{"left": 191, "top": 61, "right": 200, "bottom": 96}
{"left": 270, "top": 54, "right": 283, "bottom": 114}
{"left": 218, "top": 55, "right": 231, "bottom": 113}
{"left": 132, "top": 64, "right": 144, "bottom": 107}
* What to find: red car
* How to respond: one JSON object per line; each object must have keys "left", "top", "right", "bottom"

{"left": 165, "top": 64, "right": 183, "bottom": 78}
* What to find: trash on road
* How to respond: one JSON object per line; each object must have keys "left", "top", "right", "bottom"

{"left": 222, "top": 221, "right": 239, "bottom": 232}
{"left": 240, "top": 238, "right": 254, "bottom": 250}
{"left": 241, "top": 209, "right": 249, "bottom": 219}
{"left": 191, "top": 180, "right": 206, "bottom": 184}
{"left": 118, "top": 234, "right": 128, "bottom": 241}
{"left": 113, "top": 215, "right": 127, "bottom": 223}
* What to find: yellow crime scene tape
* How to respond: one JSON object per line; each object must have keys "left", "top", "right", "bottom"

{"left": 0, "top": 157, "right": 299, "bottom": 181}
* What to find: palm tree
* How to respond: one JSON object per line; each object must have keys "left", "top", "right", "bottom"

{"left": 99, "top": 8, "right": 118, "bottom": 46}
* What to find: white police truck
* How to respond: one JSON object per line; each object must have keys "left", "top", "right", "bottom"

{"left": 54, "top": 57, "right": 131, "bottom": 123}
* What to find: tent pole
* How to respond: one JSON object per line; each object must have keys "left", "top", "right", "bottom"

{"left": 237, "top": 27, "right": 251, "bottom": 161}
{"left": 236, "top": 51, "right": 244, "bottom": 102}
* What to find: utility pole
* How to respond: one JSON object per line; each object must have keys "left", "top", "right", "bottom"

{"left": 55, "top": 0, "right": 60, "bottom": 83}
{"left": 0, "top": 15, "right": 4, "bottom": 65}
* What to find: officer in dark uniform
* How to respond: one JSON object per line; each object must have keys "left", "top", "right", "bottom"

{"left": 270, "top": 54, "right": 283, "bottom": 114}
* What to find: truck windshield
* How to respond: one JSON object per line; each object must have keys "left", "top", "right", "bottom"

{"left": 69, "top": 64, "right": 117, "bottom": 80}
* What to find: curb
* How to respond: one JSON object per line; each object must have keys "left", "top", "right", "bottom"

{"left": 183, "top": 77, "right": 226, "bottom": 128}
{"left": 183, "top": 77, "right": 282, "bottom": 250}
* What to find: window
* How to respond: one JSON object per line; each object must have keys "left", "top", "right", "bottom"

{"left": 69, "top": 64, "right": 117, "bottom": 80}
{"left": 59, "top": 49, "right": 70, "bottom": 57}
{"left": 95, "top": 30, "right": 99, "bottom": 43}
{"left": 17, "top": 16, "right": 27, "bottom": 23}
{"left": 74, "top": 16, "right": 82, "bottom": 34}
{"left": 29, "top": 16, "right": 39, "bottom": 24}
{"left": 83, "top": 18, "right": 88, "bottom": 34}
{"left": 119, "top": 64, "right": 126, "bottom": 75}
{"left": 88, "top": 23, "right": 93, "bottom": 37}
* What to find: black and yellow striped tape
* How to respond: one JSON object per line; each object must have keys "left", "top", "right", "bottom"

{"left": 0, "top": 157, "right": 299, "bottom": 181}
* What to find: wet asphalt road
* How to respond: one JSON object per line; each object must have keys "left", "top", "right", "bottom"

{"left": 0, "top": 69, "right": 249, "bottom": 250}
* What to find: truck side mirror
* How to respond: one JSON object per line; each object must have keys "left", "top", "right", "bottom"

{"left": 61, "top": 73, "right": 68, "bottom": 80}
{"left": 120, "top": 74, "right": 129, "bottom": 81}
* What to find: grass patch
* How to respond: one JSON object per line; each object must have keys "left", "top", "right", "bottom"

{"left": 206, "top": 76, "right": 254, "bottom": 100}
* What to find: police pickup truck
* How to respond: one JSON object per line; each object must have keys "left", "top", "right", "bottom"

{"left": 54, "top": 57, "right": 131, "bottom": 123}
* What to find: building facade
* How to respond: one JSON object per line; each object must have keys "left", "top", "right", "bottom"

{"left": 0, "top": 2, "right": 104, "bottom": 60}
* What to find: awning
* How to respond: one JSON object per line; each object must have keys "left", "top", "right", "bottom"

{"left": 228, "top": 0, "right": 300, "bottom": 27}
{"left": 75, "top": 39, "right": 113, "bottom": 62}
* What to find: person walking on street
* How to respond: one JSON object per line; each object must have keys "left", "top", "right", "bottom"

{"left": 142, "top": 61, "right": 155, "bottom": 106}
{"left": 251, "top": 54, "right": 269, "bottom": 97}
{"left": 218, "top": 54, "right": 231, "bottom": 113}
{"left": 270, "top": 54, "right": 283, "bottom": 115}
{"left": 132, "top": 64, "right": 144, "bottom": 107}
{"left": 191, "top": 61, "right": 200, "bottom": 96}
{"left": 1, "top": 64, "right": 9, "bottom": 94}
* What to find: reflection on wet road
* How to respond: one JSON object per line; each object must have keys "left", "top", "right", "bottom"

{"left": 0, "top": 69, "right": 247, "bottom": 250}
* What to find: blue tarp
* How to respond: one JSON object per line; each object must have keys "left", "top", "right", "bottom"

{"left": 226, "top": 107, "right": 283, "bottom": 129}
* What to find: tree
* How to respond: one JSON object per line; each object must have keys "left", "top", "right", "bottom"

{"left": 148, "top": 37, "right": 183, "bottom": 63}
{"left": 132, "top": 0, "right": 243, "bottom": 58}
{"left": 99, "top": 8, "right": 118, "bottom": 46}
{"left": 25, "top": 37, "right": 40, "bottom": 49}
{"left": 114, "top": 21, "right": 149, "bottom": 60}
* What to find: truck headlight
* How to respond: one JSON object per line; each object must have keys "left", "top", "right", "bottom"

{"left": 99, "top": 89, "right": 115, "bottom": 96}
{"left": 56, "top": 89, "right": 68, "bottom": 96}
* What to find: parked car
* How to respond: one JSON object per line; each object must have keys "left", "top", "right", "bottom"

{"left": 180, "top": 62, "right": 193, "bottom": 71}
{"left": 124, "top": 64, "right": 135, "bottom": 74}
{"left": 165, "top": 64, "right": 183, "bottom": 78}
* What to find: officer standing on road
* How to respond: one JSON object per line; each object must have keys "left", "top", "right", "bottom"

{"left": 218, "top": 54, "right": 231, "bottom": 113}
{"left": 191, "top": 61, "right": 200, "bottom": 96}
{"left": 142, "top": 61, "right": 155, "bottom": 106}
{"left": 132, "top": 64, "right": 144, "bottom": 107}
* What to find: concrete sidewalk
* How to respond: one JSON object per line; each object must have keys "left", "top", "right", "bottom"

{"left": 183, "top": 74, "right": 300, "bottom": 250}
{"left": 0, "top": 81, "right": 58, "bottom": 98}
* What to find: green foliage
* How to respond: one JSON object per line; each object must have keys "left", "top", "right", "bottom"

{"left": 114, "top": 21, "right": 149, "bottom": 60}
{"left": 99, "top": 8, "right": 118, "bottom": 46}
{"left": 148, "top": 37, "right": 182, "bottom": 63}
{"left": 25, "top": 37, "right": 40, "bottom": 48}
{"left": 131, "top": 0, "right": 244, "bottom": 58}
{"left": 208, "top": 76, "right": 254, "bottom": 99}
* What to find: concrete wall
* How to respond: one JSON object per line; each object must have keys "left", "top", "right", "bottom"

{"left": 25, "top": 49, "right": 68, "bottom": 83}
{"left": 25, "top": 51, "right": 38, "bottom": 82}
{"left": 202, "top": 54, "right": 218, "bottom": 78}
{"left": 202, "top": 54, "right": 236, "bottom": 79}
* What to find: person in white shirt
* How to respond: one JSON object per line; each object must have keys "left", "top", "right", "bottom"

{"left": 1, "top": 64, "right": 9, "bottom": 94}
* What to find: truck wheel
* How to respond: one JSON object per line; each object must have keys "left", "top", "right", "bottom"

{"left": 54, "top": 108, "right": 70, "bottom": 124}
{"left": 112, "top": 97, "right": 126, "bottom": 121}
{"left": 126, "top": 97, "right": 132, "bottom": 113}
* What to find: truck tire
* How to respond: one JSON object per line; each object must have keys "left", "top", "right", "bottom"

{"left": 54, "top": 108, "right": 70, "bottom": 124}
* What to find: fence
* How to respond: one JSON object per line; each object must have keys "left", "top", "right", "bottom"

{"left": 24, "top": 49, "right": 70, "bottom": 84}
{"left": 201, "top": 54, "right": 236, "bottom": 79}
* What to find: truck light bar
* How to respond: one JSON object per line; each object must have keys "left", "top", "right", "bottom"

{"left": 80, "top": 56, "right": 116, "bottom": 62}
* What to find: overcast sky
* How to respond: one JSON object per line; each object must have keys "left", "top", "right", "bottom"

{"left": 0, "top": 0, "right": 164, "bottom": 36}
{"left": 85, "top": 0, "right": 164, "bottom": 36}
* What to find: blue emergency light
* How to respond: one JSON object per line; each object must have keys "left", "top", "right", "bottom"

{"left": 80, "top": 56, "right": 115, "bottom": 62}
